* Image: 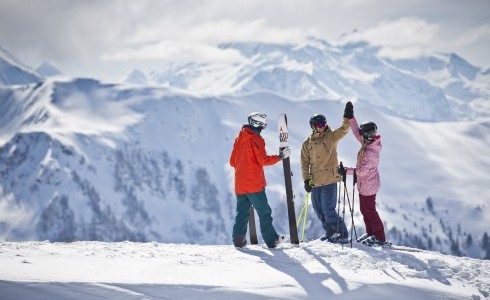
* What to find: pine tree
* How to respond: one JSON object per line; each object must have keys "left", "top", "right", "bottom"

{"left": 482, "top": 232, "right": 490, "bottom": 259}
{"left": 483, "top": 232, "right": 489, "bottom": 248}
{"left": 465, "top": 234, "right": 473, "bottom": 248}
{"left": 426, "top": 197, "right": 435, "bottom": 214}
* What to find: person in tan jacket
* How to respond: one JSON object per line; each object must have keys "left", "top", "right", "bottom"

{"left": 300, "top": 103, "right": 351, "bottom": 242}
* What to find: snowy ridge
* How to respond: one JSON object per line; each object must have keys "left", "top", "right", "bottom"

{"left": 146, "top": 38, "right": 490, "bottom": 122}
{"left": 0, "top": 240, "right": 488, "bottom": 299}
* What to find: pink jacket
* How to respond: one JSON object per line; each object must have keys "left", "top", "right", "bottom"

{"left": 346, "top": 117, "right": 381, "bottom": 196}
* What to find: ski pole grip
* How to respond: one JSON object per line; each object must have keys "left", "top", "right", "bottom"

{"left": 338, "top": 162, "right": 346, "bottom": 183}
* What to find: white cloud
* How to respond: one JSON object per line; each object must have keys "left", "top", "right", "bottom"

{"left": 338, "top": 17, "right": 440, "bottom": 59}
{"left": 455, "top": 24, "right": 490, "bottom": 46}
{"left": 337, "top": 17, "right": 490, "bottom": 62}
{"left": 2, "top": 1, "right": 489, "bottom": 79}
{"left": 106, "top": 18, "right": 313, "bottom": 63}
{"left": 102, "top": 40, "right": 246, "bottom": 63}
{"left": 126, "top": 18, "right": 311, "bottom": 45}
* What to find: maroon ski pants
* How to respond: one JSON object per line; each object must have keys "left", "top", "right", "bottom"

{"left": 359, "top": 194, "right": 386, "bottom": 242}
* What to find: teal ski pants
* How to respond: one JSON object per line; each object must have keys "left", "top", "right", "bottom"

{"left": 232, "top": 190, "right": 279, "bottom": 248}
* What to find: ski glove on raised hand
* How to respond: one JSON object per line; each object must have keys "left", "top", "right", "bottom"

{"left": 304, "top": 179, "right": 312, "bottom": 193}
{"left": 344, "top": 101, "right": 354, "bottom": 119}
{"left": 279, "top": 146, "right": 291, "bottom": 159}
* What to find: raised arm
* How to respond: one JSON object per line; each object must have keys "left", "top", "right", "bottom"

{"left": 349, "top": 117, "right": 364, "bottom": 144}
{"left": 332, "top": 118, "right": 350, "bottom": 142}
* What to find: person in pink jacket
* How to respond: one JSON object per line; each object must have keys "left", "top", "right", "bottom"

{"left": 343, "top": 102, "right": 388, "bottom": 246}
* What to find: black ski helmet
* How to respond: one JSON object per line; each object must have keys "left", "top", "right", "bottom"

{"left": 309, "top": 114, "right": 327, "bottom": 130}
{"left": 359, "top": 121, "right": 377, "bottom": 141}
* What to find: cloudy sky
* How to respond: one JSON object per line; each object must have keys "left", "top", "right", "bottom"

{"left": 1, "top": 0, "right": 489, "bottom": 81}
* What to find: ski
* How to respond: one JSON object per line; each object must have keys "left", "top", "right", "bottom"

{"left": 387, "top": 245, "right": 424, "bottom": 253}
{"left": 361, "top": 242, "right": 423, "bottom": 253}
{"left": 278, "top": 113, "right": 299, "bottom": 245}
{"left": 248, "top": 207, "right": 258, "bottom": 245}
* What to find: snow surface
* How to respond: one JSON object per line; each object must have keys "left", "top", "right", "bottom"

{"left": 0, "top": 240, "right": 488, "bottom": 300}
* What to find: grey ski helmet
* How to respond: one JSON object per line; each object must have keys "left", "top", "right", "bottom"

{"left": 248, "top": 112, "right": 267, "bottom": 129}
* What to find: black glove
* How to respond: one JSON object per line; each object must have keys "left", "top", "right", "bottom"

{"left": 344, "top": 101, "right": 353, "bottom": 119}
{"left": 304, "top": 179, "right": 312, "bottom": 193}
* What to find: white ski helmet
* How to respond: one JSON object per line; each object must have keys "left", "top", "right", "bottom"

{"left": 248, "top": 112, "right": 267, "bottom": 129}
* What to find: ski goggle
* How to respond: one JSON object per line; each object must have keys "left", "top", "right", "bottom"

{"left": 315, "top": 121, "right": 327, "bottom": 128}
{"left": 251, "top": 119, "right": 267, "bottom": 129}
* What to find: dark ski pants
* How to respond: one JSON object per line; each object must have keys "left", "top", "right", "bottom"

{"left": 311, "top": 183, "right": 348, "bottom": 238}
{"left": 232, "top": 190, "right": 279, "bottom": 248}
{"left": 359, "top": 194, "right": 386, "bottom": 242}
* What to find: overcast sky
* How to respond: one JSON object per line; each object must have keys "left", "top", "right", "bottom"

{"left": 1, "top": 0, "right": 489, "bottom": 81}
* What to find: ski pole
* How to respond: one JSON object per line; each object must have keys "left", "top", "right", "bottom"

{"left": 336, "top": 181, "right": 341, "bottom": 240}
{"left": 342, "top": 173, "right": 348, "bottom": 250}
{"left": 351, "top": 170, "right": 358, "bottom": 247}
{"left": 301, "top": 193, "right": 310, "bottom": 242}
{"left": 336, "top": 168, "right": 342, "bottom": 239}
{"left": 344, "top": 180, "right": 358, "bottom": 247}
{"left": 296, "top": 193, "right": 310, "bottom": 242}
{"left": 296, "top": 195, "right": 307, "bottom": 227}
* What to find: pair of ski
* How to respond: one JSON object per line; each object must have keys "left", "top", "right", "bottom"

{"left": 248, "top": 113, "right": 299, "bottom": 245}
{"left": 357, "top": 236, "right": 422, "bottom": 253}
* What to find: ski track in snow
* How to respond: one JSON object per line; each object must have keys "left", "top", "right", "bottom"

{"left": 0, "top": 240, "right": 488, "bottom": 300}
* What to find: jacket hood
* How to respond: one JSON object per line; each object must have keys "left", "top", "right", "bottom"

{"left": 236, "top": 125, "right": 260, "bottom": 143}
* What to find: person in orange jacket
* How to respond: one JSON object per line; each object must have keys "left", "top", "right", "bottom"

{"left": 230, "top": 112, "right": 291, "bottom": 248}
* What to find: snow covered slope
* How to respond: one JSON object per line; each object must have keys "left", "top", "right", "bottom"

{"left": 0, "top": 241, "right": 488, "bottom": 299}
{"left": 0, "top": 77, "right": 489, "bottom": 259}
{"left": 149, "top": 38, "right": 490, "bottom": 122}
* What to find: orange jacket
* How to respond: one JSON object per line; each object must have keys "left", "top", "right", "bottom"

{"left": 230, "top": 126, "right": 281, "bottom": 195}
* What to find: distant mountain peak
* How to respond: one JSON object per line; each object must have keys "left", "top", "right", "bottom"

{"left": 36, "top": 62, "right": 63, "bottom": 77}
{"left": 447, "top": 52, "right": 479, "bottom": 80}
{"left": 124, "top": 68, "right": 148, "bottom": 85}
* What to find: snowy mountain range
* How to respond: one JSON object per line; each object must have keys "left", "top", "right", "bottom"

{"left": 0, "top": 39, "right": 489, "bottom": 260}
{"left": 143, "top": 38, "right": 490, "bottom": 122}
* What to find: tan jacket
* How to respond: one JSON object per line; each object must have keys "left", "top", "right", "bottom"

{"left": 301, "top": 118, "right": 350, "bottom": 186}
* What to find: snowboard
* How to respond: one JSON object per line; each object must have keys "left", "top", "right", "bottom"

{"left": 278, "top": 113, "right": 299, "bottom": 245}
